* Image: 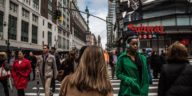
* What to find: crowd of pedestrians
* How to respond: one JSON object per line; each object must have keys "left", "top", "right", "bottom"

{"left": 0, "top": 35, "right": 192, "bottom": 96}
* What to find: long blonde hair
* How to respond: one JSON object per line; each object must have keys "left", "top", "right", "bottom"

{"left": 69, "top": 46, "right": 112, "bottom": 95}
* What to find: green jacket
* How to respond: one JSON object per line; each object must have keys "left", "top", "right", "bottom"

{"left": 116, "top": 51, "right": 149, "bottom": 96}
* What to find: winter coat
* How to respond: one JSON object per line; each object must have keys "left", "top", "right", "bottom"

{"left": 11, "top": 58, "right": 32, "bottom": 89}
{"left": 59, "top": 76, "right": 113, "bottom": 96}
{"left": 116, "top": 51, "right": 149, "bottom": 96}
{"left": 158, "top": 62, "right": 192, "bottom": 96}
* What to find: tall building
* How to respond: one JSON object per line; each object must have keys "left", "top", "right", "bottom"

{"left": 116, "top": 0, "right": 192, "bottom": 54}
{"left": 40, "top": 0, "right": 58, "bottom": 49}
{"left": 0, "top": 0, "right": 42, "bottom": 51}
{"left": 106, "top": 0, "right": 116, "bottom": 50}
{"left": 70, "top": 0, "right": 87, "bottom": 50}
{"left": 0, "top": 0, "right": 87, "bottom": 52}
{"left": 57, "top": 0, "right": 71, "bottom": 51}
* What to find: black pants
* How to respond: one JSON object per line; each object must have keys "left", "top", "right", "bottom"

{"left": 0, "top": 79, "right": 9, "bottom": 96}
{"left": 17, "top": 89, "right": 25, "bottom": 96}
{"left": 110, "top": 64, "right": 115, "bottom": 79}
{"left": 32, "top": 68, "right": 36, "bottom": 80}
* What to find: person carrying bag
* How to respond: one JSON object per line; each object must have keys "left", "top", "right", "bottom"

{"left": 0, "top": 52, "right": 11, "bottom": 96}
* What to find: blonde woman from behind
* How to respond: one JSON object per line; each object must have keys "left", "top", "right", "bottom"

{"left": 59, "top": 46, "right": 113, "bottom": 96}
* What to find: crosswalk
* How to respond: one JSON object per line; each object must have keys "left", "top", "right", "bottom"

{"left": 25, "top": 71, "right": 159, "bottom": 96}
{"left": 25, "top": 78, "right": 159, "bottom": 96}
{"left": 109, "top": 75, "right": 159, "bottom": 96}
{"left": 25, "top": 80, "right": 60, "bottom": 96}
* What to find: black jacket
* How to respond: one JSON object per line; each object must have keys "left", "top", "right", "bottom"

{"left": 158, "top": 62, "right": 192, "bottom": 96}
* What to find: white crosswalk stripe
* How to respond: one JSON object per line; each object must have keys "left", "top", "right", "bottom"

{"left": 25, "top": 68, "right": 159, "bottom": 96}
{"left": 25, "top": 80, "right": 61, "bottom": 96}
{"left": 109, "top": 75, "right": 159, "bottom": 96}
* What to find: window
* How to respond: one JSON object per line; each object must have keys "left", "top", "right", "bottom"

{"left": 43, "top": 19, "right": 44, "bottom": 25}
{"left": 8, "top": 15, "right": 17, "bottom": 40}
{"left": 58, "top": 28, "right": 62, "bottom": 34}
{"left": 63, "top": 0, "right": 66, "bottom": 5}
{"left": 32, "top": 25, "right": 38, "bottom": 44}
{"left": 58, "top": 36, "right": 61, "bottom": 48}
{"left": 63, "top": 38, "right": 65, "bottom": 49}
{"left": 21, "top": 21, "right": 29, "bottom": 42}
{"left": 32, "top": 14, "right": 38, "bottom": 23}
{"left": 48, "top": 31, "right": 52, "bottom": 46}
{"left": 42, "top": 31, "right": 44, "bottom": 38}
{"left": 33, "top": 0, "right": 39, "bottom": 10}
{"left": 67, "top": 40, "right": 69, "bottom": 49}
{"left": 22, "top": 8, "right": 29, "bottom": 18}
{"left": 0, "top": 11, "right": 3, "bottom": 32}
{"left": 162, "top": 17, "right": 176, "bottom": 26}
{"left": 0, "top": 0, "right": 4, "bottom": 7}
{"left": 63, "top": 21, "right": 65, "bottom": 26}
{"left": 23, "top": 0, "right": 30, "bottom": 5}
{"left": 48, "top": 23, "right": 52, "bottom": 29}
{"left": 177, "top": 15, "right": 190, "bottom": 26}
{"left": 10, "top": 2, "right": 18, "bottom": 13}
{"left": 48, "top": 0, "right": 52, "bottom": 15}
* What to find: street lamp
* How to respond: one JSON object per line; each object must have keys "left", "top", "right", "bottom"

{"left": 85, "top": 6, "right": 91, "bottom": 45}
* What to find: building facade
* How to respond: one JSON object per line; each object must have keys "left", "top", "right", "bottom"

{"left": 0, "top": 0, "right": 43, "bottom": 51}
{"left": 57, "top": 0, "right": 71, "bottom": 51}
{"left": 106, "top": 0, "right": 116, "bottom": 50}
{"left": 0, "top": 0, "right": 87, "bottom": 52}
{"left": 114, "top": 0, "right": 192, "bottom": 54}
{"left": 125, "top": 0, "right": 192, "bottom": 54}
{"left": 70, "top": 0, "right": 87, "bottom": 50}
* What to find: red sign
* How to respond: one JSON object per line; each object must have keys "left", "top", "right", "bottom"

{"left": 128, "top": 24, "right": 164, "bottom": 33}
{"left": 180, "top": 39, "right": 190, "bottom": 46}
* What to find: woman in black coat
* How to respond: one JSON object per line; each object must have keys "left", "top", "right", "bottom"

{"left": 158, "top": 41, "right": 192, "bottom": 96}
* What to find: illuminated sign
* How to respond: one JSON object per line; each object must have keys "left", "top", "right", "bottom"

{"left": 128, "top": 24, "right": 164, "bottom": 33}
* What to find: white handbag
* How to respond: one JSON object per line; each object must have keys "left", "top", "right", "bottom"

{"left": 0, "top": 64, "right": 11, "bottom": 78}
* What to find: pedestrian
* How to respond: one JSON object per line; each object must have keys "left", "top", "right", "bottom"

{"left": 50, "top": 47, "right": 61, "bottom": 70}
{"left": 142, "top": 49, "right": 153, "bottom": 84}
{"left": 150, "top": 50, "right": 162, "bottom": 79}
{"left": 58, "top": 49, "right": 76, "bottom": 82}
{"left": 116, "top": 35, "right": 149, "bottom": 96}
{"left": 0, "top": 52, "right": 11, "bottom": 96}
{"left": 36, "top": 45, "right": 58, "bottom": 96}
{"left": 59, "top": 46, "right": 113, "bottom": 96}
{"left": 158, "top": 41, "right": 192, "bottom": 96}
{"left": 103, "top": 50, "right": 110, "bottom": 65}
{"left": 109, "top": 50, "right": 117, "bottom": 79}
{"left": 50, "top": 47, "right": 61, "bottom": 92}
{"left": 11, "top": 51, "right": 32, "bottom": 96}
{"left": 29, "top": 52, "right": 37, "bottom": 81}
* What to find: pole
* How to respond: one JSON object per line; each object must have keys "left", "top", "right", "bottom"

{"left": 85, "top": 6, "right": 90, "bottom": 45}
{"left": 7, "top": 34, "right": 10, "bottom": 63}
{"left": 58, "top": 6, "right": 114, "bottom": 27}
{"left": 4, "top": 21, "right": 10, "bottom": 64}
{"left": 85, "top": 6, "right": 90, "bottom": 32}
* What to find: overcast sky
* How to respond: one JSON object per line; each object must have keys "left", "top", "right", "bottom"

{"left": 77, "top": 0, "right": 108, "bottom": 49}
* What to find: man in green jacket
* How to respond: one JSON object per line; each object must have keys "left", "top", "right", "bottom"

{"left": 116, "top": 35, "right": 149, "bottom": 96}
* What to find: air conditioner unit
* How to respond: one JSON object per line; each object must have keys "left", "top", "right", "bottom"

{"left": 0, "top": 32, "right": 3, "bottom": 40}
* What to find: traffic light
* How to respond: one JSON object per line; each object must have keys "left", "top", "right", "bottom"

{"left": 53, "top": 10, "right": 62, "bottom": 20}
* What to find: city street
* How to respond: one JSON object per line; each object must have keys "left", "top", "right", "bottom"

{"left": 0, "top": 59, "right": 191, "bottom": 96}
